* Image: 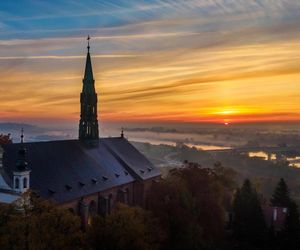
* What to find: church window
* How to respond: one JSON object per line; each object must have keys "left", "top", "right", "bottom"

{"left": 89, "top": 200, "right": 97, "bottom": 216}
{"left": 125, "top": 188, "right": 129, "bottom": 204}
{"left": 88, "top": 200, "right": 97, "bottom": 225}
{"left": 117, "top": 189, "right": 129, "bottom": 204}
{"left": 117, "top": 190, "right": 124, "bottom": 203}
{"left": 108, "top": 194, "right": 112, "bottom": 214}
{"left": 15, "top": 178, "right": 19, "bottom": 189}
{"left": 23, "top": 177, "right": 27, "bottom": 188}
{"left": 99, "top": 196, "right": 107, "bottom": 216}
{"left": 99, "top": 195, "right": 112, "bottom": 216}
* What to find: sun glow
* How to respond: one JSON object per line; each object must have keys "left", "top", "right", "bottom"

{"left": 216, "top": 110, "right": 238, "bottom": 115}
{"left": 210, "top": 107, "right": 242, "bottom": 117}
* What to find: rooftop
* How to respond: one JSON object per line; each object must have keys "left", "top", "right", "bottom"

{"left": 1, "top": 137, "right": 160, "bottom": 204}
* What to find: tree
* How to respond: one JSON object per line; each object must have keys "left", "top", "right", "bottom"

{"left": 0, "top": 133, "right": 12, "bottom": 144}
{"left": 271, "top": 179, "right": 300, "bottom": 249}
{"left": 232, "top": 179, "right": 267, "bottom": 247}
{"left": 283, "top": 201, "right": 300, "bottom": 249}
{"left": 147, "top": 163, "right": 233, "bottom": 250}
{"left": 271, "top": 178, "right": 290, "bottom": 207}
{"left": 87, "top": 203, "right": 162, "bottom": 250}
{"left": 0, "top": 192, "right": 85, "bottom": 250}
{"left": 213, "top": 162, "right": 237, "bottom": 212}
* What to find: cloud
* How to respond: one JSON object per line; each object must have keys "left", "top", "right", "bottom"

{"left": 0, "top": 0, "right": 300, "bottom": 123}
{"left": 0, "top": 54, "right": 138, "bottom": 60}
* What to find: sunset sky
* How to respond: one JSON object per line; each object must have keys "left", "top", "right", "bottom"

{"left": 0, "top": 0, "right": 300, "bottom": 125}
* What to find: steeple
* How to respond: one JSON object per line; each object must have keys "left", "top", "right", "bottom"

{"left": 83, "top": 35, "right": 94, "bottom": 86}
{"left": 15, "top": 128, "right": 28, "bottom": 171}
{"left": 13, "top": 129, "right": 30, "bottom": 193}
{"left": 79, "top": 36, "right": 99, "bottom": 145}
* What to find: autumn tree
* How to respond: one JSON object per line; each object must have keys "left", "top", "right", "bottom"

{"left": 87, "top": 203, "right": 162, "bottom": 250}
{"left": 0, "top": 192, "right": 85, "bottom": 250}
{"left": 0, "top": 133, "right": 12, "bottom": 144}
{"left": 147, "top": 163, "right": 233, "bottom": 250}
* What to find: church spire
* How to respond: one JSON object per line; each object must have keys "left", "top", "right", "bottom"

{"left": 84, "top": 35, "right": 94, "bottom": 83}
{"left": 16, "top": 129, "right": 28, "bottom": 171}
{"left": 13, "top": 129, "right": 30, "bottom": 193}
{"left": 79, "top": 36, "right": 99, "bottom": 145}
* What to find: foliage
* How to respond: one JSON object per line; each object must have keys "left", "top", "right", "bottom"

{"left": 271, "top": 178, "right": 290, "bottom": 207}
{"left": 147, "top": 162, "right": 236, "bottom": 250}
{"left": 282, "top": 200, "right": 300, "bottom": 249}
{"left": 0, "top": 192, "right": 85, "bottom": 250}
{"left": 87, "top": 203, "right": 162, "bottom": 250}
{"left": 232, "top": 179, "right": 267, "bottom": 247}
{"left": 0, "top": 133, "right": 12, "bottom": 144}
{"left": 271, "top": 179, "right": 300, "bottom": 249}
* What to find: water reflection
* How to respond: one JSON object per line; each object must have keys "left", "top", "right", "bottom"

{"left": 248, "top": 152, "right": 276, "bottom": 160}
{"left": 288, "top": 157, "right": 300, "bottom": 168}
{"left": 248, "top": 152, "right": 300, "bottom": 168}
{"left": 185, "top": 143, "right": 231, "bottom": 151}
{"left": 131, "top": 138, "right": 231, "bottom": 151}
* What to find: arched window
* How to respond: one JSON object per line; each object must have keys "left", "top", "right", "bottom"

{"left": 108, "top": 194, "right": 112, "bottom": 214}
{"left": 15, "top": 178, "right": 19, "bottom": 189}
{"left": 88, "top": 200, "right": 97, "bottom": 225}
{"left": 23, "top": 177, "right": 27, "bottom": 189}
{"left": 125, "top": 188, "right": 129, "bottom": 205}
{"left": 89, "top": 200, "right": 97, "bottom": 216}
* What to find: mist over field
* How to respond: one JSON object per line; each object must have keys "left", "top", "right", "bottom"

{"left": 2, "top": 121, "right": 299, "bottom": 146}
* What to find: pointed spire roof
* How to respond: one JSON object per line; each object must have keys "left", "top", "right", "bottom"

{"left": 84, "top": 35, "right": 94, "bottom": 82}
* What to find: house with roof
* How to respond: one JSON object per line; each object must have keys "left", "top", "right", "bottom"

{"left": 263, "top": 205, "right": 288, "bottom": 232}
{"left": 0, "top": 37, "right": 161, "bottom": 225}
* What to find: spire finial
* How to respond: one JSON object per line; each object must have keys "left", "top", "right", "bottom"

{"left": 87, "top": 35, "right": 91, "bottom": 52}
{"left": 121, "top": 127, "right": 124, "bottom": 138}
{"left": 21, "top": 128, "right": 24, "bottom": 143}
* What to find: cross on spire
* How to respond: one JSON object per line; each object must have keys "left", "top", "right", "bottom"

{"left": 21, "top": 128, "right": 24, "bottom": 143}
{"left": 87, "top": 35, "right": 91, "bottom": 52}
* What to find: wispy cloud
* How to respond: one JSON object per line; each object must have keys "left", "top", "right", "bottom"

{"left": 0, "top": 0, "right": 299, "bottom": 123}
{"left": 0, "top": 54, "right": 138, "bottom": 60}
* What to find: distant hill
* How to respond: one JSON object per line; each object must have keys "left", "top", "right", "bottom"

{"left": 0, "top": 123, "right": 75, "bottom": 143}
{"left": 0, "top": 123, "right": 45, "bottom": 133}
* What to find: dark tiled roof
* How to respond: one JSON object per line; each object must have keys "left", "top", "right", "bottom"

{"left": 1, "top": 138, "right": 160, "bottom": 204}
{"left": 102, "top": 137, "right": 160, "bottom": 180}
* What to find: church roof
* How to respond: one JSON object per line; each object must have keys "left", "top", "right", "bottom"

{"left": 1, "top": 138, "right": 160, "bottom": 204}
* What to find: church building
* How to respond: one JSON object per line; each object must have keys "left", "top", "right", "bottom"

{"left": 0, "top": 38, "right": 161, "bottom": 225}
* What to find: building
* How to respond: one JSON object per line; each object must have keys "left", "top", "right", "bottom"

{"left": 0, "top": 37, "right": 161, "bottom": 225}
{"left": 263, "top": 205, "right": 288, "bottom": 232}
